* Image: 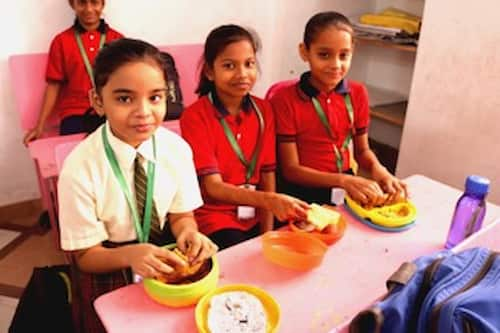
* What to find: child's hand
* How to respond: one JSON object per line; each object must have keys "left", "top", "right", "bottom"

{"left": 176, "top": 230, "right": 218, "bottom": 265}
{"left": 267, "top": 193, "right": 310, "bottom": 222}
{"left": 23, "top": 127, "right": 43, "bottom": 146}
{"left": 128, "top": 243, "right": 186, "bottom": 279}
{"left": 343, "top": 175, "right": 385, "bottom": 206}
{"left": 372, "top": 170, "right": 408, "bottom": 203}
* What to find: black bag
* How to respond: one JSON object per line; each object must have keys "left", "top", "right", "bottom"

{"left": 9, "top": 265, "right": 74, "bottom": 333}
{"left": 160, "top": 51, "right": 184, "bottom": 120}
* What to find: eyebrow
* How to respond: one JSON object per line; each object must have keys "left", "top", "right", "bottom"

{"left": 111, "top": 88, "right": 168, "bottom": 94}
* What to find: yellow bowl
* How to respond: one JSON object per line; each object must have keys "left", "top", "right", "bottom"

{"left": 143, "top": 244, "right": 219, "bottom": 307}
{"left": 195, "top": 284, "right": 280, "bottom": 333}
{"left": 345, "top": 195, "right": 417, "bottom": 228}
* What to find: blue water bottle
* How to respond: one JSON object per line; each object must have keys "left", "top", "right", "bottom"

{"left": 445, "top": 175, "right": 490, "bottom": 249}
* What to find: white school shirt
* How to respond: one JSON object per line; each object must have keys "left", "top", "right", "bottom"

{"left": 58, "top": 122, "right": 203, "bottom": 251}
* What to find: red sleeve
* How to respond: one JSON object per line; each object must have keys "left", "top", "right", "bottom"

{"left": 45, "top": 35, "right": 66, "bottom": 83}
{"left": 258, "top": 100, "right": 276, "bottom": 172}
{"left": 352, "top": 83, "right": 370, "bottom": 136}
{"left": 270, "top": 90, "right": 297, "bottom": 143}
{"left": 180, "top": 101, "right": 220, "bottom": 176}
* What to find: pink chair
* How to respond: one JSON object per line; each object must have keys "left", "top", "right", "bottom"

{"left": 8, "top": 53, "right": 59, "bottom": 136}
{"left": 264, "top": 79, "right": 298, "bottom": 100}
{"left": 158, "top": 44, "right": 203, "bottom": 108}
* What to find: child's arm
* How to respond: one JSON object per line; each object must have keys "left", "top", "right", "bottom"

{"left": 279, "top": 141, "right": 384, "bottom": 205}
{"left": 257, "top": 171, "right": 276, "bottom": 233}
{"left": 353, "top": 133, "right": 408, "bottom": 200}
{"left": 168, "top": 211, "right": 218, "bottom": 265}
{"left": 71, "top": 243, "right": 186, "bottom": 278}
{"left": 200, "top": 173, "right": 309, "bottom": 222}
{"left": 23, "top": 82, "right": 61, "bottom": 145}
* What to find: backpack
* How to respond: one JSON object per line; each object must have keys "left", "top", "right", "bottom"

{"left": 9, "top": 265, "right": 73, "bottom": 333}
{"left": 349, "top": 247, "right": 500, "bottom": 333}
{"left": 160, "top": 51, "right": 184, "bottom": 120}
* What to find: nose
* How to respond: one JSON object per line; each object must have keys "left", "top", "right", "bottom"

{"left": 236, "top": 64, "right": 249, "bottom": 78}
{"left": 135, "top": 99, "right": 153, "bottom": 117}
{"left": 330, "top": 56, "right": 341, "bottom": 69}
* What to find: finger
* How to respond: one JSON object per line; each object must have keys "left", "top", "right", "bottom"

{"left": 187, "top": 236, "right": 202, "bottom": 263}
{"left": 176, "top": 234, "right": 187, "bottom": 253}
{"left": 150, "top": 256, "right": 175, "bottom": 275}
{"left": 156, "top": 248, "right": 187, "bottom": 268}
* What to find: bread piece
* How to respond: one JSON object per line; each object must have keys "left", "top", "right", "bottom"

{"left": 156, "top": 248, "right": 208, "bottom": 284}
{"left": 307, "top": 204, "right": 340, "bottom": 231}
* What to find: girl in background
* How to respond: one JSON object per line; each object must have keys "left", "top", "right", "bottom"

{"left": 270, "top": 12, "right": 407, "bottom": 207}
{"left": 180, "top": 25, "right": 309, "bottom": 249}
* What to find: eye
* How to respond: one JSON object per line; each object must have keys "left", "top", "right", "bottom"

{"left": 245, "top": 59, "right": 256, "bottom": 68}
{"left": 339, "top": 52, "right": 351, "bottom": 60}
{"left": 150, "top": 93, "right": 165, "bottom": 104}
{"left": 222, "top": 62, "right": 235, "bottom": 70}
{"left": 117, "top": 95, "right": 132, "bottom": 103}
{"left": 318, "top": 52, "right": 329, "bottom": 59}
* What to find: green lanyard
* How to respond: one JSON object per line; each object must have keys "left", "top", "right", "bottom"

{"left": 208, "top": 92, "right": 265, "bottom": 183}
{"left": 311, "top": 94, "right": 354, "bottom": 172}
{"left": 74, "top": 30, "right": 106, "bottom": 87}
{"left": 101, "top": 126, "right": 156, "bottom": 243}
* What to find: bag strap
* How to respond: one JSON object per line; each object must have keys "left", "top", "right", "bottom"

{"left": 386, "top": 262, "right": 417, "bottom": 292}
{"left": 349, "top": 307, "right": 384, "bottom": 333}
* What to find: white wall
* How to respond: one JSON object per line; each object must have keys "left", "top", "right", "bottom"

{"left": 2, "top": 0, "right": 372, "bottom": 206}
{"left": 397, "top": 0, "right": 500, "bottom": 204}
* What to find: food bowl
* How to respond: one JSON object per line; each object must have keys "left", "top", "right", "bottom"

{"left": 288, "top": 207, "right": 347, "bottom": 245}
{"left": 195, "top": 284, "right": 280, "bottom": 333}
{"left": 261, "top": 231, "right": 328, "bottom": 270}
{"left": 344, "top": 195, "right": 417, "bottom": 228}
{"left": 143, "top": 244, "right": 219, "bottom": 307}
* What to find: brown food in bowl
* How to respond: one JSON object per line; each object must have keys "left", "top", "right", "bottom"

{"left": 361, "top": 192, "right": 406, "bottom": 209}
{"left": 156, "top": 248, "right": 212, "bottom": 285}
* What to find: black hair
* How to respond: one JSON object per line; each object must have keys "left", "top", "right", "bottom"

{"left": 196, "top": 24, "right": 260, "bottom": 96}
{"left": 303, "top": 11, "right": 353, "bottom": 49}
{"left": 93, "top": 38, "right": 168, "bottom": 95}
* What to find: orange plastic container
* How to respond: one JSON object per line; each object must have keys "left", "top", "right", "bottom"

{"left": 288, "top": 215, "right": 346, "bottom": 246}
{"left": 261, "top": 231, "right": 328, "bottom": 270}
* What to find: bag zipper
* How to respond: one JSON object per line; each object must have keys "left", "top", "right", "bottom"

{"left": 429, "top": 252, "right": 497, "bottom": 333}
{"left": 462, "top": 317, "right": 477, "bottom": 333}
{"left": 408, "top": 257, "right": 444, "bottom": 333}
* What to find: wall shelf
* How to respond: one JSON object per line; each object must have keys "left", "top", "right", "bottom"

{"left": 371, "top": 102, "right": 407, "bottom": 127}
{"left": 355, "top": 35, "right": 417, "bottom": 53}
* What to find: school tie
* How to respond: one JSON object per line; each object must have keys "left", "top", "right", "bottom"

{"left": 134, "top": 153, "right": 163, "bottom": 245}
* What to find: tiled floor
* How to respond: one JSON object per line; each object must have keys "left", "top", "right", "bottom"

{"left": 0, "top": 200, "right": 67, "bottom": 330}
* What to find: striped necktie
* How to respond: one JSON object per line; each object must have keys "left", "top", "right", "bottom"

{"left": 134, "top": 153, "right": 163, "bottom": 245}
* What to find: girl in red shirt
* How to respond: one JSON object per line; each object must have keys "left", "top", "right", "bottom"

{"left": 271, "top": 12, "right": 407, "bottom": 207}
{"left": 23, "top": 0, "right": 123, "bottom": 145}
{"left": 181, "top": 25, "right": 309, "bottom": 249}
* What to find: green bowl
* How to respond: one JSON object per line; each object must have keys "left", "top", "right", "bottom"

{"left": 143, "top": 244, "right": 219, "bottom": 307}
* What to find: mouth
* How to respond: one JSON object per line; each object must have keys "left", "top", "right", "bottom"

{"left": 231, "top": 82, "right": 252, "bottom": 90}
{"left": 134, "top": 124, "right": 155, "bottom": 133}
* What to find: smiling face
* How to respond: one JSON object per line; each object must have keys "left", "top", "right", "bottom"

{"left": 70, "top": 0, "right": 104, "bottom": 31}
{"left": 206, "top": 39, "right": 257, "bottom": 104}
{"left": 300, "top": 26, "right": 353, "bottom": 92}
{"left": 92, "top": 60, "right": 167, "bottom": 147}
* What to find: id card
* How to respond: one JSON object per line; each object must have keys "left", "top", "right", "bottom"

{"left": 330, "top": 187, "right": 345, "bottom": 206}
{"left": 237, "top": 184, "right": 256, "bottom": 219}
{"left": 133, "top": 273, "right": 143, "bottom": 283}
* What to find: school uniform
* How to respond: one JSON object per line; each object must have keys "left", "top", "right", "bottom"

{"left": 270, "top": 71, "right": 370, "bottom": 204}
{"left": 58, "top": 122, "right": 202, "bottom": 332}
{"left": 46, "top": 19, "right": 123, "bottom": 135}
{"left": 180, "top": 92, "right": 276, "bottom": 248}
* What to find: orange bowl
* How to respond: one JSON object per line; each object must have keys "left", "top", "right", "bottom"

{"left": 288, "top": 213, "right": 346, "bottom": 246}
{"left": 261, "top": 231, "right": 327, "bottom": 270}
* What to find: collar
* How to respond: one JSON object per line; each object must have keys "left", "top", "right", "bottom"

{"left": 298, "top": 71, "right": 350, "bottom": 99}
{"left": 73, "top": 18, "right": 107, "bottom": 34}
{"left": 105, "top": 122, "right": 157, "bottom": 170}
{"left": 209, "top": 89, "right": 252, "bottom": 118}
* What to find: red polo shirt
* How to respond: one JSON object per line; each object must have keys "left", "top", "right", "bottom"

{"left": 180, "top": 93, "right": 276, "bottom": 235}
{"left": 46, "top": 19, "right": 123, "bottom": 120}
{"left": 271, "top": 72, "right": 370, "bottom": 173}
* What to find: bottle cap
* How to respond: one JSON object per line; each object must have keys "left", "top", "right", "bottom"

{"left": 465, "top": 175, "right": 490, "bottom": 196}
